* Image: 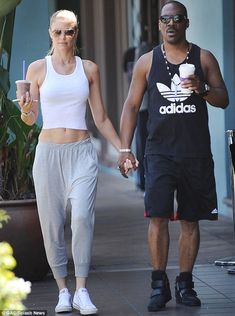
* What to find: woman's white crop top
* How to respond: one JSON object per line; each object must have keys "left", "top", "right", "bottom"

{"left": 39, "top": 56, "right": 89, "bottom": 129}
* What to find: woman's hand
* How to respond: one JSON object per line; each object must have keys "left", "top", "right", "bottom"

{"left": 18, "top": 92, "right": 33, "bottom": 114}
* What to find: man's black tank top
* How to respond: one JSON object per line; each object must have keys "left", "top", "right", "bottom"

{"left": 145, "top": 43, "right": 211, "bottom": 157}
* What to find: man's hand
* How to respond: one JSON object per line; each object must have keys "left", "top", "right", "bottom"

{"left": 181, "top": 74, "right": 201, "bottom": 92}
{"left": 117, "top": 152, "right": 139, "bottom": 178}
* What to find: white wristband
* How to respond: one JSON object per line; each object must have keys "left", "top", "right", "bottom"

{"left": 119, "top": 148, "right": 131, "bottom": 153}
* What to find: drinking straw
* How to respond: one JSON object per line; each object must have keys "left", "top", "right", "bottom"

{"left": 22, "top": 60, "right": 26, "bottom": 80}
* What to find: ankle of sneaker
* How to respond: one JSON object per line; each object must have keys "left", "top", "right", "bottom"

{"left": 179, "top": 272, "right": 192, "bottom": 282}
{"left": 74, "top": 288, "right": 96, "bottom": 308}
{"left": 59, "top": 287, "right": 70, "bottom": 294}
{"left": 152, "top": 270, "right": 166, "bottom": 281}
{"left": 76, "top": 287, "right": 88, "bottom": 294}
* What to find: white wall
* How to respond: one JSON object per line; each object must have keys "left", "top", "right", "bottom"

{"left": 180, "top": 0, "right": 228, "bottom": 217}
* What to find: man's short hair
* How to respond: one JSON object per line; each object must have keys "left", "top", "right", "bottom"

{"left": 162, "top": 1, "right": 188, "bottom": 18}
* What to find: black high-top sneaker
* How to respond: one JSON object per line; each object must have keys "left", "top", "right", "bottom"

{"left": 148, "top": 270, "right": 172, "bottom": 312}
{"left": 175, "top": 272, "right": 201, "bottom": 306}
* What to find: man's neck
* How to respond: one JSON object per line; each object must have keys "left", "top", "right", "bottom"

{"left": 162, "top": 41, "right": 190, "bottom": 64}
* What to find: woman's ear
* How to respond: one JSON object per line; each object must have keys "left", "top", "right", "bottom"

{"left": 48, "top": 28, "right": 53, "bottom": 39}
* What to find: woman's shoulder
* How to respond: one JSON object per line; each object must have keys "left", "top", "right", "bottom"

{"left": 27, "top": 58, "right": 47, "bottom": 82}
{"left": 28, "top": 58, "right": 46, "bottom": 73}
{"left": 82, "top": 59, "right": 99, "bottom": 72}
{"left": 81, "top": 59, "right": 99, "bottom": 82}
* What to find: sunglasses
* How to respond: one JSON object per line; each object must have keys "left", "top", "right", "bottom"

{"left": 52, "top": 29, "right": 76, "bottom": 37}
{"left": 160, "top": 14, "right": 187, "bottom": 24}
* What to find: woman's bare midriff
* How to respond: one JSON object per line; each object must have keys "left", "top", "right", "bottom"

{"left": 39, "top": 128, "right": 90, "bottom": 144}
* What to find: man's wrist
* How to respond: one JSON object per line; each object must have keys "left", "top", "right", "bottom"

{"left": 196, "top": 83, "right": 210, "bottom": 97}
{"left": 119, "top": 148, "right": 132, "bottom": 153}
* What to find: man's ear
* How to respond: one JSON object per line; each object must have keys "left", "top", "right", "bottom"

{"left": 186, "top": 19, "right": 189, "bottom": 28}
{"left": 158, "top": 20, "right": 161, "bottom": 31}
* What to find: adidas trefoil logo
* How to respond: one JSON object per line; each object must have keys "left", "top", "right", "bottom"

{"left": 211, "top": 208, "right": 218, "bottom": 214}
{"left": 156, "top": 73, "right": 192, "bottom": 102}
{"left": 157, "top": 74, "right": 196, "bottom": 115}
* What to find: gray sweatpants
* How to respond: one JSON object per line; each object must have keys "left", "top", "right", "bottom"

{"left": 32, "top": 138, "right": 98, "bottom": 279}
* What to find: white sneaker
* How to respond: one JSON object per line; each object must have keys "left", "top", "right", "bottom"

{"left": 73, "top": 288, "right": 98, "bottom": 315}
{"left": 55, "top": 288, "right": 72, "bottom": 313}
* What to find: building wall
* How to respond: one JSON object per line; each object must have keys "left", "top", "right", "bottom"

{"left": 223, "top": 0, "right": 235, "bottom": 206}
{"left": 79, "top": 0, "right": 129, "bottom": 161}
{"left": 180, "top": 0, "right": 233, "bottom": 218}
{"left": 8, "top": 0, "right": 235, "bottom": 218}
{"left": 9, "top": 0, "right": 50, "bottom": 101}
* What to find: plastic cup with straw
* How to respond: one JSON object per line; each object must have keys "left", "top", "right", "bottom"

{"left": 14, "top": 60, "right": 31, "bottom": 100}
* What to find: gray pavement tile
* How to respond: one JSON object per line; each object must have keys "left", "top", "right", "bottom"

{"left": 24, "top": 171, "right": 235, "bottom": 316}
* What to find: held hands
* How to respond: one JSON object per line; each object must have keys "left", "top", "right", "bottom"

{"left": 118, "top": 152, "right": 139, "bottom": 178}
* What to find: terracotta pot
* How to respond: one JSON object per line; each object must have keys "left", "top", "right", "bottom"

{"left": 0, "top": 199, "right": 50, "bottom": 281}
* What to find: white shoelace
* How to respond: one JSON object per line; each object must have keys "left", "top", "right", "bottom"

{"left": 77, "top": 288, "right": 95, "bottom": 307}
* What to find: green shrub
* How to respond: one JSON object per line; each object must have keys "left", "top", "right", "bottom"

{"left": 0, "top": 209, "right": 31, "bottom": 312}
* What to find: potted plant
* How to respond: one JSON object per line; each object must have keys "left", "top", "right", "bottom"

{"left": 0, "top": 209, "right": 31, "bottom": 311}
{"left": 0, "top": 0, "right": 49, "bottom": 281}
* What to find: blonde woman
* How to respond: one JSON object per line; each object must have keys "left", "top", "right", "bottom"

{"left": 17, "top": 10, "right": 124, "bottom": 315}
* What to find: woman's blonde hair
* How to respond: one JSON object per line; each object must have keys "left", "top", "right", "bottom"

{"left": 47, "top": 10, "right": 79, "bottom": 55}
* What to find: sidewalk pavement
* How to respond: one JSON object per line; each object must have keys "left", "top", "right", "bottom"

{"left": 25, "top": 168, "right": 235, "bottom": 316}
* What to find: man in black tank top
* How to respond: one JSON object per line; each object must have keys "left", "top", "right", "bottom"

{"left": 118, "top": 0, "right": 229, "bottom": 312}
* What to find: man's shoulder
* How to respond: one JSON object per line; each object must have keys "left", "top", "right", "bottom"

{"left": 136, "top": 50, "right": 153, "bottom": 67}
{"left": 191, "top": 43, "right": 211, "bottom": 55}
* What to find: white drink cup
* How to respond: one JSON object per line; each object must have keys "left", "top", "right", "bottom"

{"left": 179, "top": 63, "right": 195, "bottom": 94}
{"left": 15, "top": 80, "right": 31, "bottom": 99}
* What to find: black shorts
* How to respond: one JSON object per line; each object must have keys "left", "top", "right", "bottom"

{"left": 144, "top": 154, "right": 218, "bottom": 221}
